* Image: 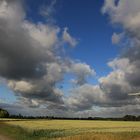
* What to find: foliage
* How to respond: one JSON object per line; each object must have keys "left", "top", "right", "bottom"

{"left": 0, "top": 108, "right": 9, "bottom": 118}
{"left": 9, "top": 114, "right": 140, "bottom": 121}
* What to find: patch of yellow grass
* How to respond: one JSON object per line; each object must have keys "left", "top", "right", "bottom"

{"left": 5, "top": 120, "right": 140, "bottom": 132}
{"left": 55, "top": 132, "right": 140, "bottom": 140}
{"left": 1, "top": 120, "right": 140, "bottom": 140}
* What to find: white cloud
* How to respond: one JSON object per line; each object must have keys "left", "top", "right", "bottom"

{"left": 70, "top": 62, "right": 96, "bottom": 85}
{"left": 112, "top": 32, "right": 124, "bottom": 44}
{"left": 8, "top": 80, "right": 34, "bottom": 93}
{"left": 23, "top": 22, "right": 60, "bottom": 49}
{"left": 62, "top": 27, "right": 78, "bottom": 47}
{"left": 107, "top": 58, "right": 133, "bottom": 72}
{"left": 102, "top": 0, "right": 140, "bottom": 38}
{"left": 67, "top": 84, "right": 105, "bottom": 111}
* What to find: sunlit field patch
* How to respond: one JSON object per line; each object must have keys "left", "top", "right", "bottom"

{"left": 54, "top": 132, "right": 140, "bottom": 140}
{"left": 5, "top": 120, "right": 140, "bottom": 132}
{"left": 0, "top": 120, "right": 140, "bottom": 140}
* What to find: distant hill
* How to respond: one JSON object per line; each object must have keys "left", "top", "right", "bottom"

{"left": 0, "top": 108, "right": 9, "bottom": 118}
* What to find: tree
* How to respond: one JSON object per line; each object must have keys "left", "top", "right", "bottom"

{"left": 0, "top": 108, "right": 9, "bottom": 118}
{"left": 123, "top": 115, "right": 137, "bottom": 121}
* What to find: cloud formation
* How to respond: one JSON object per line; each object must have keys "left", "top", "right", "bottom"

{"left": 99, "top": 0, "right": 140, "bottom": 106}
{"left": 0, "top": 0, "right": 96, "bottom": 115}
{"left": 62, "top": 27, "right": 78, "bottom": 47}
{"left": 0, "top": 0, "right": 140, "bottom": 117}
{"left": 112, "top": 32, "right": 124, "bottom": 44}
{"left": 66, "top": 0, "right": 140, "bottom": 114}
{"left": 69, "top": 62, "right": 96, "bottom": 85}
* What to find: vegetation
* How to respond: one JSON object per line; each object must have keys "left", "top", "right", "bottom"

{"left": 1, "top": 107, "right": 140, "bottom": 121}
{"left": 0, "top": 108, "right": 140, "bottom": 140}
{"left": 0, "top": 119, "right": 140, "bottom": 140}
{"left": 4, "top": 120, "right": 140, "bottom": 131}
{"left": 0, "top": 108, "right": 9, "bottom": 118}
{"left": 55, "top": 132, "right": 140, "bottom": 140}
{"left": 0, "top": 122, "right": 68, "bottom": 140}
{"left": 8, "top": 114, "right": 140, "bottom": 121}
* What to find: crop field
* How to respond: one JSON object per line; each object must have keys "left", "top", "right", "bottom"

{"left": 0, "top": 119, "right": 140, "bottom": 140}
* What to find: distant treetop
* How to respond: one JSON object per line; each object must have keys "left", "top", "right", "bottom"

{"left": 0, "top": 108, "right": 9, "bottom": 118}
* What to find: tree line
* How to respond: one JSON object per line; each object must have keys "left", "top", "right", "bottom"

{"left": 0, "top": 108, "right": 140, "bottom": 121}
{"left": 9, "top": 115, "right": 140, "bottom": 121}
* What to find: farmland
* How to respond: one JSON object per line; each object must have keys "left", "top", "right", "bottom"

{"left": 0, "top": 119, "right": 140, "bottom": 140}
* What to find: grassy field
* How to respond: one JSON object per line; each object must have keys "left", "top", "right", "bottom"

{"left": 0, "top": 119, "right": 140, "bottom": 140}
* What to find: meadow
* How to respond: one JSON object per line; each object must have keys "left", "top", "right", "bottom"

{"left": 0, "top": 119, "right": 140, "bottom": 140}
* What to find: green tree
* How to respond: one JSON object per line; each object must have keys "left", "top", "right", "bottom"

{"left": 0, "top": 108, "right": 9, "bottom": 118}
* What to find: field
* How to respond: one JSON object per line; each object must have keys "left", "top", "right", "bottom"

{"left": 0, "top": 119, "right": 140, "bottom": 140}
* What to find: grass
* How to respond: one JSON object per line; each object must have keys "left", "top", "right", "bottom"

{"left": 5, "top": 120, "right": 140, "bottom": 131}
{"left": 0, "top": 122, "right": 68, "bottom": 140}
{"left": 55, "top": 132, "right": 140, "bottom": 140}
{"left": 0, "top": 119, "right": 140, "bottom": 140}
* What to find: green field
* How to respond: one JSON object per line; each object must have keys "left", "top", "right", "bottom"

{"left": 0, "top": 119, "right": 140, "bottom": 140}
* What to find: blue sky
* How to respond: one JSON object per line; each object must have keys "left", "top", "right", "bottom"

{"left": 23, "top": 0, "right": 120, "bottom": 95}
{"left": 26, "top": 0, "right": 119, "bottom": 77}
{"left": 0, "top": 0, "right": 140, "bottom": 117}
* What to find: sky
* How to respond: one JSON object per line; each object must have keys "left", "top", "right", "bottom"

{"left": 0, "top": 0, "right": 140, "bottom": 117}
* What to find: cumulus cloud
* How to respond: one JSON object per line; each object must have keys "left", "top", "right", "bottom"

{"left": 0, "top": 0, "right": 67, "bottom": 109}
{"left": 102, "top": 0, "right": 140, "bottom": 89}
{"left": 64, "top": 0, "right": 140, "bottom": 113}
{"left": 99, "top": 0, "right": 140, "bottom": 106}
{"left": 1, "top": 0, "right": 140, "bottom": 117}
{"left": 0, "top": 0, "right": 79, "bottom": 109}
{"left": 23, "top": 22, "right": 60, "bottom": 49}
{"left": 0, "top": 0, "right": 98, "bottom": 116}
{"left": 102, "top": 0, "right": 140, "bottom": 38}
{"left": 69, "top": 62, "right": 96, "bottom": 85}
{"left": 8, "top": 80, "right": 34, "bottom": 93}
{"left": 66, "top": 84, "right": 105, "bottom": 111}
{"left": 0, "top": 0, "right": 48, "bottom": 80}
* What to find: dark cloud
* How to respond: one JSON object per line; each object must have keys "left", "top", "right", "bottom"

{"left": 0, "top": 0, "right": 64, "bottom": 106}
{"left": 0, "top": 0, "right": 48, "bottom": 80}
{"left": 0, "top": 0, "right": 96, "bottom": 114}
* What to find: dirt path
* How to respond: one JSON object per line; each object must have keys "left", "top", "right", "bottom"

{"left": 0, "top": 134, "right": 13, "bottom": 140}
